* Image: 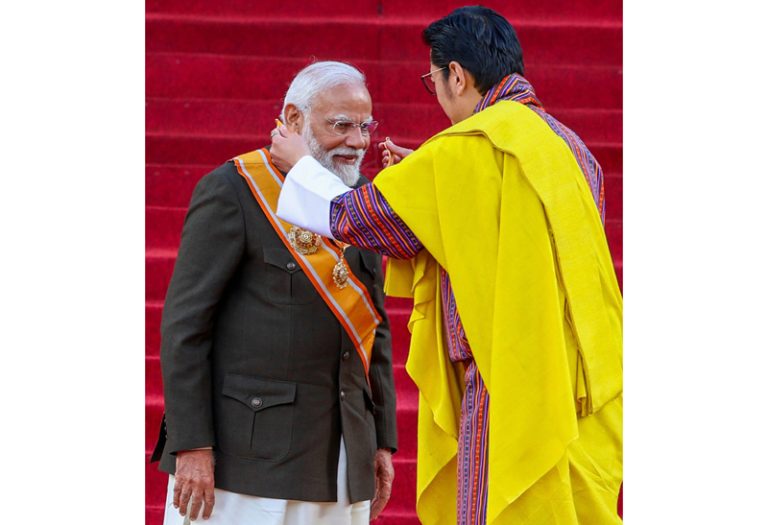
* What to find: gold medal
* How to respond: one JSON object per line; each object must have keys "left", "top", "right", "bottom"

{"left": 287, "top": 226, "right": 321, "bottom": 255}
{"left": 332, "top": 245, "right": 350, "bottom": 289}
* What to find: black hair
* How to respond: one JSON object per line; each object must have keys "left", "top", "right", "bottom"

{"left": 422, "top": 6, "right": 524, "bottom": 94}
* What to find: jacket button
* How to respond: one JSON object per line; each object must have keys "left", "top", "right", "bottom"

{"left": 286, "top": 262, "right": 297, "bottom": 270}
{"left": 342, "top": 351, "right": 350, "bottom": 360}
{"left": 251, "top": 397, "right": 263, "bottom": 408}
{"left": 340, "top": 390, "right": 346, "bottom": 401}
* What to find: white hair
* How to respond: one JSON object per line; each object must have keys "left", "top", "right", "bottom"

{"left": 281, "top": 61, "right": 366, "bottom": 121}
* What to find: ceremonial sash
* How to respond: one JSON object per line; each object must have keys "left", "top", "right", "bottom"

{"left": 233, "top": 148, "right": 381, "bottom": 379}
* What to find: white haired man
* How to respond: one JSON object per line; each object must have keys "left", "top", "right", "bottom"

{"left": 151, "top": 61, "right": 398, "bottom": 525}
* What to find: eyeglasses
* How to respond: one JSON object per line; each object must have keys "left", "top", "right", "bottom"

{"left": 325, "top": 118, "right": 379, "bottom": 136}
{"left": 420, "top": 66, "right": 447, "bottom": 95}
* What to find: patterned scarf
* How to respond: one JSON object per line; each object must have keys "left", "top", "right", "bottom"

{"left": 474, "top": 73, "right": 544, "bottom": 113}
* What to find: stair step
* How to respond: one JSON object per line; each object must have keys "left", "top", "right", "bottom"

{"left": 146, "top": 164, "right": 214, "bottom": 207}
{"left": 146, "top": 18, "right": 621, "bottom": 66}
{"left": 147, "top": 0, "right": 621, "bottom": 25}
{"left": 146, "top": 98, "right": 622, "bottom": 146}
{"left": 147, "top": 52, "right": 622, "bottom": 109}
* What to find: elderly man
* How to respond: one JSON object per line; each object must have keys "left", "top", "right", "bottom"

{"left": 151, "top": 61, "right": 397, "bottom": 525}
{"left": 271, "top": 7, "right": 622, "bottom": 525}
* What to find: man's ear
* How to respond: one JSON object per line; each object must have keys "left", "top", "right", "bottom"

{"left": 448, "top": 61, "right": 474, "bottom": 96}
{"left": 283, "top": 104, "right": 304, "bottom": 133}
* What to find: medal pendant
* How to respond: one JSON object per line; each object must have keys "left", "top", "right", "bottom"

{"left": 332, "top": 259, "right": 349, "bottom": 289}
{"left": 288, "top": 226, "right": 321, "bottom": 255}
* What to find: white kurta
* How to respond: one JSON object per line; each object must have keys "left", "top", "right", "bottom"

{"left": 162, "top": 438, "right": 370, "bottom": 525}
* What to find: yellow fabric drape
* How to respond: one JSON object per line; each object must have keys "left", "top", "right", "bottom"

{"left": 377, "top": 101, "right": 622, "bottom": 524}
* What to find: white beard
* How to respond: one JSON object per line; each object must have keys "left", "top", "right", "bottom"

{"left": 302, "top": 122, "right": 363, "bottom": 187}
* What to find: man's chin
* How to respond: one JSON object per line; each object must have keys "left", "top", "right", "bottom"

{"left": 331, "top": 163, "right": 361, "bottom": 186}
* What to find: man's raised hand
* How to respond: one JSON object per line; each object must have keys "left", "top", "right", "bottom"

{"left": 379, "top": 138, "right": 413, "bottom": 167}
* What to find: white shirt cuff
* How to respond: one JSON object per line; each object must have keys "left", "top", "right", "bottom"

{"left": 276, "top": 155, "right": 351, "bottom": 239}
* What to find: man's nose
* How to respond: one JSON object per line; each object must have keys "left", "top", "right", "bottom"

{"left": 345, "top": 127, "right": 368, "bottom": 150}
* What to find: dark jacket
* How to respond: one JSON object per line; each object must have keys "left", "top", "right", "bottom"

{"left": 151, "top": 156, "right": 397, "bottom": 503}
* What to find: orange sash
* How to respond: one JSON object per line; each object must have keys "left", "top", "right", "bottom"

{"left": 233, "top": 148, "right": 381, "bottom": 379}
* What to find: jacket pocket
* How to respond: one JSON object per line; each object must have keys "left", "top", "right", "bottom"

{"left": 219, "top": 373, "right": 296, "bottom": 461}
{"left": 262, "top": 247, "right": 318, "bottom": 305}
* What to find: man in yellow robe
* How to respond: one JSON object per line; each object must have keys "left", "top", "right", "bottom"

{"left": 270, "top": 7, "right": 622, "bottom": 524}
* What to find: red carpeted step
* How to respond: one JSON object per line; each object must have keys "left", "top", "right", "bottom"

{"left": 146, "top": 444, "right": 169, "bottom": 514}
{"left": 147, "top": 0, "right": 380, "bottom": 19}
{"left": 146, "top": 301, "right": 162, "bottom": 357}
{"left": 605, "top": 218, "right": 623, "bottom": 262}
{"left": 146, "top": 164, "right": 215, "bottom": 207}
{"left": 146, "top": 206, "right": 185, "bottom": 251}
{"left": 146, "top": 250, "right": 175, "bottom": 303}
{"left": 146, "top": 98, "right": 621, "bottom": 147}
{"left": 147, "top": 0, "right": 620, "bottom": 25}
{"left": 605, "top": 173, "right": 623, "bottom": 219}
{"left": 590, "top": 143, "right": 622, "bottom": 175}
{"left": 146, "top": 505, "right": 163, "bottom": 525}
{"left": 146, "top": 53, "right": 622, "bottom": 110}
{"left": 146, "top": 17, "right": 621, "bottom": 67}
{"left": 377, "top": 0, "right": 621, "bottom": 23}
{"left": 146, "top": 396, "right": 164, "bottom": 451}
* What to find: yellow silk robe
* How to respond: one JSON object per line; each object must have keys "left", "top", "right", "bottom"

{"left": 374, "top": 101, "right": 623, "bottom": 524}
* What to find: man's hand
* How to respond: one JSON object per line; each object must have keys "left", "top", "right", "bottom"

{"left": 173, "top": 449, "right": 216, "bottom": 521}
{"left": 378, "top": 138, "right": 413, "bottom": 167}
{"left": 370, "top": 448, "right": 395, "bottom": 520}
{"left": 270, "top": 124, "right": 311, "bottom": 172}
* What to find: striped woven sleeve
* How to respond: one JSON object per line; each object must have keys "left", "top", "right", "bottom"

{"left": 330, "top": 183, "right": 423, "bottom": 259}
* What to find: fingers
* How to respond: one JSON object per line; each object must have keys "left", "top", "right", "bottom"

{"left": 174, "top": 450, "right": 215, "bottom": 520}
{"left": 370, "top": 471, "right": 393, "bottom": 519}
{"left": 370, "top": 482, "right": 391, "bottom": 519}
{"left": 178, "top": 482, "right": 193, "bottom": 517}
{"left": 380, "top": 138, "right": 394, "bottom": 168}
{"left": 173, "top": 477, "right": 182, "bottom": 509}
{"left": 187, "top": 489, "right": 203, "bottom": 521}
{"left": 177, "top": 484, "right": 214, "bottom": 521}
{"left": 378, "top": 137, "right": 413, "bottom": 167}
{"left": 388, "top": 143, "right": 413, "bottom": 157}
{"left": 370, "top": 497, "right": 383, "bottom": 520}
{"left": 202, "top": 490, "right": 216, "bottom": 520}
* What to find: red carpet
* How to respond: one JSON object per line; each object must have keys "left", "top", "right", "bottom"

{"left": 145, "top": 1, "right": 622, "bottom": 523}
